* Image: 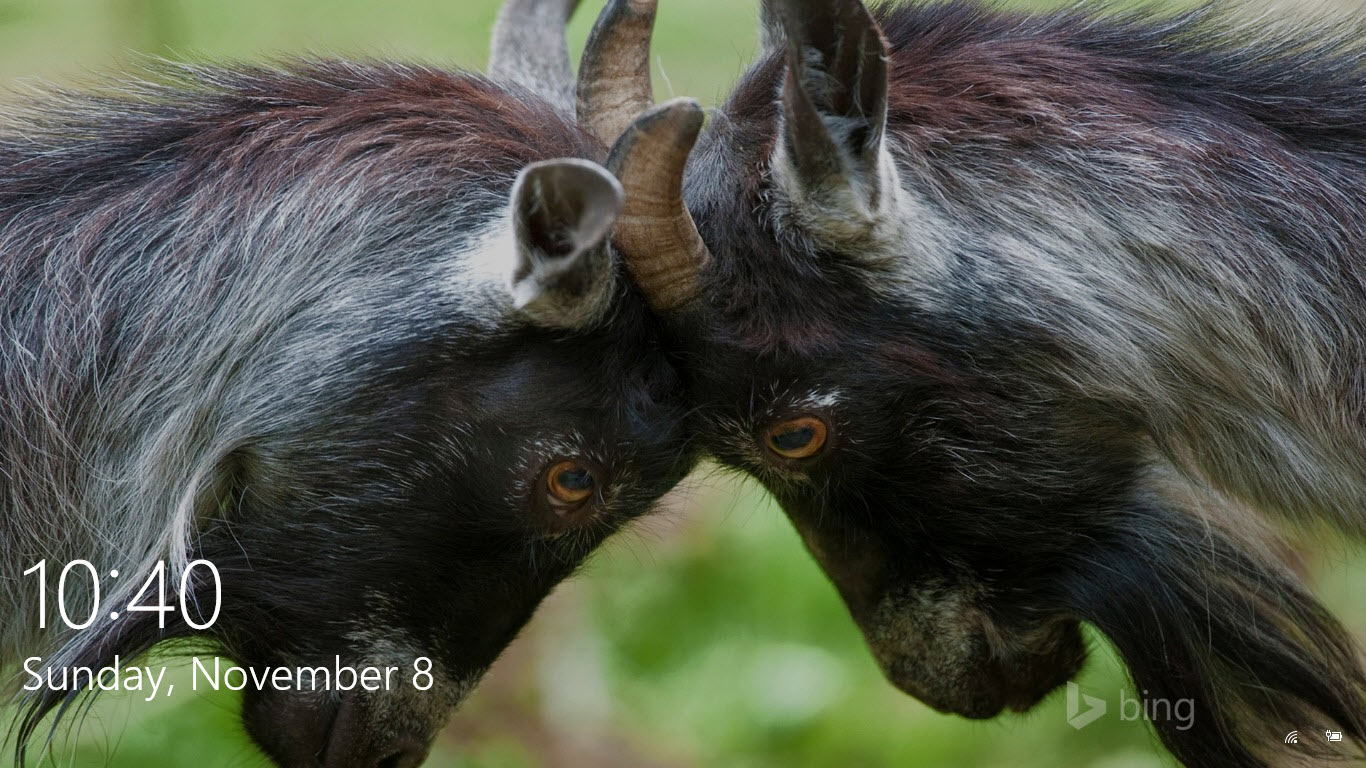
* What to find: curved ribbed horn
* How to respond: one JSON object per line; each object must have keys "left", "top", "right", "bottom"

{"left": 605, "top": 97, "right": 711, "bottom": 312}
{"left": 577, "top": 0, "right": 658, "bottom": 144}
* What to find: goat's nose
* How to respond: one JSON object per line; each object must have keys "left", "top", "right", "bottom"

{"left": 373, "top": 740, "right": 430, "bottom": 768}
{"left": 317, "top": 692, "right": 433, "bottom": 768}
{"left": 323, "top": 733, "right": 430, "bottom": 768}
{"left": 321, "top": 737, "right": 429, "bottom": 768}
{"left": 243, "top": 685, "right": 440, "bottom": 768}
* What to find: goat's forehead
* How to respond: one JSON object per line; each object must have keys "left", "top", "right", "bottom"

{"left": 794, "top": 387, "right": 847, "bottom": 411}
{"left": 434, "top": 218, "right": 518, "bottom": 326}
{"left": 713, "top": 382, "right": 849, "bottom": 423}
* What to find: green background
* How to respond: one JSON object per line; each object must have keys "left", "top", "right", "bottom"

{"left": 2, "top": 1, "right": 1363, "bottom": 766}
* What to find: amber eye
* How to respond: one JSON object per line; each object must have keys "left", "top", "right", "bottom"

{"left": 545, "top": 460, "right": 597, "bottom": 509}
{"left": 763, "top": 416, "right": 829, "bottom": 460}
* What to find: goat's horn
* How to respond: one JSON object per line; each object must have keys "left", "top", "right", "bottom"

{"left": 605, "top": 97, "right": 711, "bottom": 312}
{"left": 488, "top": 0, "right": 585, "bottom": 112}
{"left": 577, "top": 0, "right": 657, "bottom": 145}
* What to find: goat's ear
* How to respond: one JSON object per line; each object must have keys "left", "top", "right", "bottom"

{"left": 508, "top": 159, "right": 624, "bottom": 329}
{"left": 768, "top": 0, "right": 894, "bottom": 245}
{"left": 759, "top": 1, "right": 783, "bottom": 52}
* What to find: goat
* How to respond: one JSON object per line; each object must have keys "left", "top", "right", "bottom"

{"left": 595, "top": 0, "right": 1366, "bottom": 765}
{"left": 0, "top": 1, "right": 694, "bottom": 766}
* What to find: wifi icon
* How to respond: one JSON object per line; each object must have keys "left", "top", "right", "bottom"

{"left": 1285, "top": 731, "right": 1300, "bottom": 744}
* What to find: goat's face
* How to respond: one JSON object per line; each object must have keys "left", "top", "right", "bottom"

{"left": 173, "top": 159, "right": 689, "bottom": 767}
{"left": 676, "top": 318, "right": 1093, "bottom": 719}
{"left": 606, "top": 1, "right": 1366, "bottom": 759}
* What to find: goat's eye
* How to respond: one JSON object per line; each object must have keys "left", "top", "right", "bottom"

{"left": 545, "top": 460, "right": 596, "bottom": 509}
{"left": 763, "top": 416, "right": 829, "bottom": 460}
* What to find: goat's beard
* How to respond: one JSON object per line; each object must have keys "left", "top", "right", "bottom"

{"left": 5, "top": 604, "right": 194, "bottom": 766}
{"left": 1069, "top": 501, "right": 1366, "bottom": 768}
{"left": 2, "top": 568, "right": 236, "bottom": 768}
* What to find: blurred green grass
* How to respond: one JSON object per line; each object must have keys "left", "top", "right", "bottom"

{"left": 0, "top": 0, "right": 768, "bottom": 107}
{"left": 21, "top": 472, "right": 1366, "bottom": 768}
{"left": 2, "top": 1, "right": 1363, "bottom": 767}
